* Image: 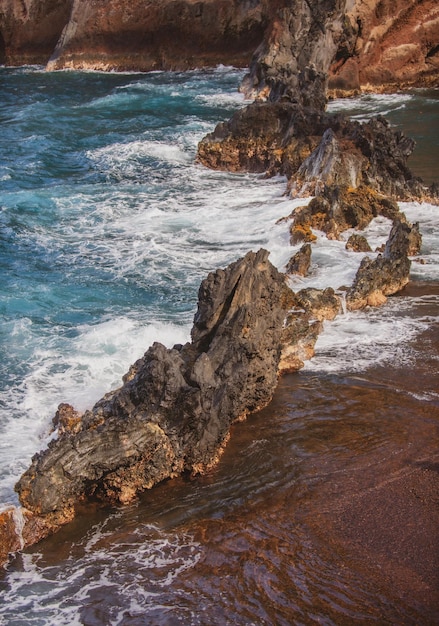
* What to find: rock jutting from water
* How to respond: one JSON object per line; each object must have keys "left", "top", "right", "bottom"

{"left": 0, "top": 249, "right": 312, "bottom": 563}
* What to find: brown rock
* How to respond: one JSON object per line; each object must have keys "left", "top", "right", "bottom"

{"left": 279, "top": 287, "right": 341, "bottom": 372}
{"left": 329, "top": 0, "right": 439, "bottom": 95}
{"left": 289, "top": 185, "right": 400, "bottom": 241}
{"left": 346, "top": 219, "right": 415, "bottom": 310}
{"left": 0, "top": 0, "right": 73, "bottom": 66}
{"left": 345, "top": 234, "right": 372, "bottom": 252}
{"left": 52, "top": 403, "right": 82, "bottom": 435}
{"left": 46, "top": 0, "right": 270, "bottom": 71}
{"left": 294, "top": 287, "right": 342, "bottom": 321}
{"left": 0, "top": 508, "right": 21, "bottom": 565}
{"left": 286, "top": 243, "right": 312, "bottom": 276}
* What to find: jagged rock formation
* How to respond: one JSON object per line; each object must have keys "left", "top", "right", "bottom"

{"left": 346, "top": 218, "right": 416, "bottom": 310}
{"left": 288, "top": 185, "right": 400, "bottom": 243}
{"left": 286, "top": 243, "right": 312, "bottom": 276}
{"left": 11, "top": 250, "right": 294, "bottom": 546}
{"left": 1, "top": 0, "right": 437, "bottom": 94}
{"left": 279, "top": 287, "right": 341, "bottom": 372}
{"left": 239, "top": 0, "right": 346, "bottom": 109}
{"left": 197, "top": 103, "right": 435, "bottom": 203}
{"left": 345, "top": 233, "right": 372, "bottom": 252}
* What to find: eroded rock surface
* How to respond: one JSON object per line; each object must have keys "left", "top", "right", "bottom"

{"left": 240, "top": 0, "right": 346, "bottom": 109}
{"left": 197, "top": 104, "right": 434, "bottom": 203}
{"left": 14, "top": 250, "right": 294, "bottom": 543}
{"left": 0, "top": 0, "right": 271, "bottom": 70}
{"left": 346, "top": 218, "right": 416, "bottom": 310}
{"left": 329, "top": 0, "right": 439, "bottom": 95}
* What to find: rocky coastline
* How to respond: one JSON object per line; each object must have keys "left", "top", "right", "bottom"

{"left": 1, "top": 0, "right": 438, "bottom": 567}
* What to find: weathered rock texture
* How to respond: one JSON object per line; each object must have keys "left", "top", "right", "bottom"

{"left": 240, "top": 0, "right": 346, "bottom": 109}
{"left": 0, "top": 0, "right": 73, "bottom": 66}
{"left": 11, "top": 250, "right": 295, "bottom": 547}
{"left": 197, "top": 103, "right": 435, "bottom": 203}
{"left": 1, "top": 0, "right": 437, "bottom": 94}
{"left": 0, "top": 0, "right": 271, "bottom": 70}
{"left": 346, "top": 217, "right": 416, "bottom": 310}
{"left": 329, "top": 0, "right": 439, "bottom": 95}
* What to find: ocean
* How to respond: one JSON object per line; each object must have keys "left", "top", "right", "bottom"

{"left": 0, "top": 66, "right": 438, "bottom": 624}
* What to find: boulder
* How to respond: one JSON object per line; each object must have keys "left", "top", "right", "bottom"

{"left": 279, "top": 286, "right": 341, "bottom": 372}
{"left": 289, "top": 185, "right": 400, "bottom": 241}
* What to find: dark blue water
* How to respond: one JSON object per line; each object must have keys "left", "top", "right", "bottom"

{"left": 0, "top": 67, "right": 438, "bottom": 624}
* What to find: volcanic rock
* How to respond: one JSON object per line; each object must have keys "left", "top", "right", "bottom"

{"left": 0, "top": 0, "right": 271, "bottom": 70}
{"left": 14, "top": 250, "right": 295, "bottom": 544}
{"left": 279, "top": 287, "right": 341, "bottom": 372}
{"left": 197, "top": 104, "right": 434, "bottom": 203}
{"left": 240, "top": 0, "right": 346, "bottom": 109}
{"left": 329, "top": 0, "right": 439, "bottom": 95}
{"left": 346, "top": 219, "right": 416, "bottom": 310}
{"left": 345, "top": 234, "right": 372, "bottom": 253}
{"left": 289, "top": 185, "right": 400, "bottom": 241}
{"left": 286, "top": 243, "right": 312, "bottom": 276}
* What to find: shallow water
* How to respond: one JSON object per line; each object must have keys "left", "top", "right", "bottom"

{"left": 0, "top": 67, "right": 438, "bottom": 623}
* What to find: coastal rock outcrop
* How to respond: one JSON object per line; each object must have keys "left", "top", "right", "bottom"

{"left": 0, "top": 0, "right": 73, "bottom": 66}
{"left": 286, "top": 243, "right": 312, "bottom": 276}
{"left": 197, "top": 104, "right": 433, "bottom": 203}
{"left": 239, "top": 0, "right": 346, "bottom": 109}
{"left": 12, "top": 250, "right": 295, "bottom": 548}
{"left": 279, "top": 287, "right": 341, "bottom": 372}
{"left": 2, "top": 0, "right": 437, "bottom": 92}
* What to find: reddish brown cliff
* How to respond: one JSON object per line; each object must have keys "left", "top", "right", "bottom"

{"left": 1, "top": 0, "right": 437, "bottom": 94}
{"left": 0, "top": 0, "right": 271, "bottom": 71}
{"left": 0, "top": 0, "right": 73, "bottom": 66}
{"left": 329, "top": 0, "right": 439, "bottom": 94}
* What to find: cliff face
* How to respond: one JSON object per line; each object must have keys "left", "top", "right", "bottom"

{"left": 1, "top": 0, "right": 271, "bottom": 71}
{"left": 329, "top": 0, "right": 439, "bottom": 94}
{"left": 240, "top": 0, "right": 347, "bottom": 108}
{"left": 1, "top": 0, "right": 437, "bottom": 93}
{"left": 0, "top": 0, "right": 73, "bottom": 66}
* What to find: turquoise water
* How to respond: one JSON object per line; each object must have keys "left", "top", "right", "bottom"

{"left": 0, "top": 66, "right": 299, "bottom": 505}
{"left": 0, "top": 67, "right": 438, "bottom": 624}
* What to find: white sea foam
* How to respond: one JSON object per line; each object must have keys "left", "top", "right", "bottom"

{"left": 304, "top": 300, "right": 433, "bottom": 374}
{"left": 0, "top": 318, "right": 191, "bottom": 506}
{"left": 327, "top": 92, "right": 413, "bottom": 121}
{"left": 0, "top": 514, "right": 201, "bottom": 624}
